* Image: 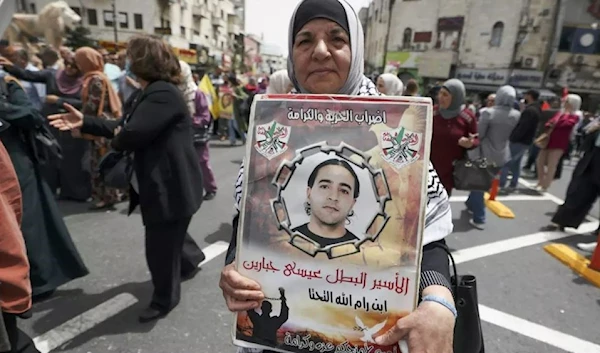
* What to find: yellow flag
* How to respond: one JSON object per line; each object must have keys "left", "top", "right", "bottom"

{"left": 198, "top": 74, "right": 219, "bottom": 118}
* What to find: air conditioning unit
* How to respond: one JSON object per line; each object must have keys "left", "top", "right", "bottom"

{"left": 522, "top": 56, "right": 538, "bottom": 68}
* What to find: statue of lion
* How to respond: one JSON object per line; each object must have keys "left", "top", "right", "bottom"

{"left": 2, "top": 1, "right": 81, "bottom": 49}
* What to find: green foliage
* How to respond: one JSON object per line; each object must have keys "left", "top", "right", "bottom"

{"left": 64, "top": 26, "right": 97, "bottom": 49}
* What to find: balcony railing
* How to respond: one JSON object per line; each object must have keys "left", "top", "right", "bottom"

{"left": 212, "top": 16, "right": 226, "bottom": 27}
{"left": 192, "top": 4, "right": 209, "bottom": 17}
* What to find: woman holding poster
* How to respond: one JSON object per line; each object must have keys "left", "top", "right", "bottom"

{"left": 219, "top": 1, "right": 456, "bottom": 353}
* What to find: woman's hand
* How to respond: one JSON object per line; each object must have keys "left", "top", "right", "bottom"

{"left": 375, "top": 300, "right": 455, "bottom": 353}
{"left": 219, "top": 263, "right": 265, "bottom": 312}
{"left": 0, "top": 57, "right": 14, "bottom": 67}
{"left": 48, "top": 103, "right": 84, "bottom": 131}
{"left": 458, "top": 136, "right": 474, "bottom": 148}
{"left": 45, "top": 95, "right": 59, "bottom": 104}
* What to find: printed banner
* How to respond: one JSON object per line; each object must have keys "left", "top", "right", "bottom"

{"left": 233, "top": 94, "right": 433, "bottom": 353}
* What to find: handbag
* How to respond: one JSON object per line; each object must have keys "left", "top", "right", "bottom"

{"left": 435, "top": 244, "right": 485, "bottom": 353}
{"left": 97, "top": 150, "right": 133, "bottom": 189}
{"left": 31, "top": 123, "right": 63, "bottom": 165}
{"left": 453, "top": 153, "right": 500, "bottom": 191}
{"left": 192, "top": 123, "right": 211, "bottom": 146}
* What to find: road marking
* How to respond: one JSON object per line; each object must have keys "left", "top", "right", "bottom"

{"left": 479, "top": 305, "right": 600, "bottom": 353}
{"left": 32, "top": 241, "right": 229, "bottom": 352}
{"left": 33, "top": 293, "right": 138, "bottom": 353}
{"left": 449, "top": 194, "right": 553, "bottom": 202}
{"left": 200, "top": 241, "right": 229, "bottom": 266}
{"left": 453, "top": 222, "right": 599, "bottom": 264}
{"left": 517, "top": 178, "right": 567, "bottom": 205}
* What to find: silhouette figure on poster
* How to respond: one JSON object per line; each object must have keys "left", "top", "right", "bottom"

{"left": 247, "top": 287, "right": 289, "bottom": 345}
{"left": 293, "top": 159, "right": 360, "bottom": 247}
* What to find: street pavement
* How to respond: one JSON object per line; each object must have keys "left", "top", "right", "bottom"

{"left": 17, "top": 141, "right": 600, "bottom": 353}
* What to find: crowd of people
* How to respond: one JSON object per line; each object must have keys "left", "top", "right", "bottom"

{"left": 0, "top": 0, "right": 599, "bottom": 352}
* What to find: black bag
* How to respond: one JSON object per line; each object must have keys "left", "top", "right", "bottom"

{"left": 0, "top": 76, "right": 62, "bottom": 164}
{"left": 192, "top": 123, "right": 211, "bottom": 146}
{"left": 97, "top": 150, "right": 133, "bottom": 189}
{"left": 453, "top": 156, "right": 500, "bottom": 191}
{"left": 436, "top": 244, "right": 485, "bottom": 353}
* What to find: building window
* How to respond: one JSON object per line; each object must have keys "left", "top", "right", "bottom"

{"left": 134, "top": 14, "right": 143, "bottom": 29}
{"left": 88, "top": 9, "right": 98, "bottom": 26}
{"left": 29, "top": 3, "right": 36, "bottom": 13}
{"left": 181, "top": 26, "right": 186, "bottom": 37}
{"left": 71, "top": 6, "right": 81, "bottom": 16}
{"left": 119, "top": 12, "right": 128, "bottom": 29}
{"left": 403, "top": 27, "right": 412, "bottom": 48}
{"left": 490, "top": 21, "right": 504, "bottom": 47}
{"left": 103, "top": 10, "right": 114, "bottom": 27}
{"left": 221, "top": 10, "right": 224, "bottom": 19}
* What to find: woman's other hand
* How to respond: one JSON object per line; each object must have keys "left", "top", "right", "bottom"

{"left": 219, "top": 263, "right": 264, "bottom": 312}
{"left": 458, "top": 136, "right": 474, "bottom": 148}
{"left": 48, "top": 103, "right": 84, "bottom": 131}
{"left": 375, "top": 286, "right": 455, "bottom": 353}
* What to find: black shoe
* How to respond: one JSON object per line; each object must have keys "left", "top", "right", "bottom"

{"left": 138, "top": 307, "right": 168, "bottom": 323}
{"left": 203, "top": 192, "right": 216, "bottom": 201}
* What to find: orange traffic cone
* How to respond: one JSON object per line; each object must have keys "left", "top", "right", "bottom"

{"left": 488, "top": 175, "right": 500, "bottom": 201}
{"left": 589, "top": 232, "right": 600, "bottom": 272}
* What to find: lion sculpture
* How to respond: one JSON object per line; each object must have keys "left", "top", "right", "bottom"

{"left": 3, "top": 1, "right": 81, "bottom": 49}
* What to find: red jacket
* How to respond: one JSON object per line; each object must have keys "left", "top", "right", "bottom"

{"left": 0, "top": 140, "right": 31, "bottom": 314}
{"left": 431, "top": 106, "right": 479, "bottom": 194}
{"left": 546, "top": 112, "right": 579, "bottom": 151}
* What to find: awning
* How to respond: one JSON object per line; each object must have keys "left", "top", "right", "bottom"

{"left": 515, "top": 88, "right": 557, "bottom": 100}
{"left": 464, "top": 84, "right": 499, "bottom": 92}
{"left": 465, "top": 84, "right": 557, "bottom": 99}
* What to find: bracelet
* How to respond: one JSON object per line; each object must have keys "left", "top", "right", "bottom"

{"left": 421, "top": 295, "right": 458, "bottom": 319}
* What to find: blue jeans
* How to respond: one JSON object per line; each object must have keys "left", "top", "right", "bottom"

{"left": 228, "top": 118, "right": 246, "bottom": 144}
{"left": 499, "top": 142, "right": 529, "bottom": 188}
{"left": 466, "top": 191, "right": 485, "bottom": 224}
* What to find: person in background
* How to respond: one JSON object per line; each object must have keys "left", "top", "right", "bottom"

{"left": 431, "top": 78, "right": 479, "bottom": 196}
{"left": 0, "top": 73, "right": 89, "bottom": 301}
{"left": 524, "top": 98, "right": 559, "bottom": 176}
{"left": 1, "top": 47, "right": 45, "bottom": 111}
{"left": 98, "top": 48, "right": 122, "bottom": 94}
{"left": 499, "top": 89, "right": 541, "bottom": 192}
{"left": 257, "top": 77, "right": 268, "bottom": 94}
{"left": 543, "top": 117, "right": 600, "bottom": 234}
{"left": 266, "top": 70, "right": 293, "bottom": 94}
{"left": 404, "top": 78, "right": 419, "bottom": 96}
{"left": 74, "top": 47, "right": 123, "bottom": 210}
{"left": 536, "top": 94, "right": 581, "bottom": 192}
{"left": 477, "top": 93, "right": 495, "bottom": 118}
{"left": 49, "top": 35, "right": 206, "bottom": 323}
{"left": 466, "top": 98, "right": 477, "bottom": 115}
{"left": 117, "top": 50, "right": 139, "bottom": 103}
{"left": 466, "top": 85, "right": 520, "bottom": 229}
{"left": 177, "top": 60, "right": 198, "bottom": 117}
{"left": 0, "top": 138, "right": 40, "bottom": 353}
{"left": 229, "top": 75, "right": 248, "bottom": 146}
{"left": 193, "top": 89, "right": 218, "bottom": 201}
{"left": 0, "top": 50, "right": 88, "bottom": 201}
{"left": 376, "top": 73, "right": 404, "bottom": 96}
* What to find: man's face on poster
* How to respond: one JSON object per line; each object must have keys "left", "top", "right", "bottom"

{"left": 307, "top": 165, "right": 357, "bottom": 229}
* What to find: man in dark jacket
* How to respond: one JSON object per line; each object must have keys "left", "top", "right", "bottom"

{"left": 500, "top": 89, "right": 541, "bottom": 191}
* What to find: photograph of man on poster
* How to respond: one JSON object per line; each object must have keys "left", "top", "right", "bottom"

{"left": 292, "top": 159, "right": 361, "bottom": 247}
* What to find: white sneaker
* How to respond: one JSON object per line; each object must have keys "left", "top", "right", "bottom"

{"left": 469, "top": 219, "right": 485, "bottom": 230}
{"left": 577, "top": 243, "right": 597, "bottom": 253}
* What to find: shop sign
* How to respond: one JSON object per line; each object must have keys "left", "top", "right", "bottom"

{"left": 508, "top": 69, "right": 544, "bottom": 88}
{"left": 455, "top": 68, "right": 509, "bottom": 85}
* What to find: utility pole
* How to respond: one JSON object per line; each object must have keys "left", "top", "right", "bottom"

{"left": 381, "top": 0, "right": 396, "bottom": 72}
{"left": 112, "top": 0, "right": 118, "bottom": 53}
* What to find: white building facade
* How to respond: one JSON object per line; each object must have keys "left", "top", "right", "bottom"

{"left": 23, "top": 0, "right": 244, "bottom": 68}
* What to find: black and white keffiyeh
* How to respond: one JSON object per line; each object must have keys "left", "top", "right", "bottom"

{"left": 233, "top": 75, "right": 453, "bottom": 245}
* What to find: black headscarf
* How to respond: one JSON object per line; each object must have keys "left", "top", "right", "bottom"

{"left": 291, "top": 0, "right": 350, "bottom": 44}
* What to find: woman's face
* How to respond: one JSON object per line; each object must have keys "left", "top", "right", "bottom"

{"left": 376, "top": 77, "right": 387, "bottom": 94}
{"left": 292, "top": 18, "right": 351, "bottom": 94}
{"left": 64, "top": 58, "right": 79, "bottom": 76}
{"left": 438, "top": 88, "right": 452, "bottom": 109}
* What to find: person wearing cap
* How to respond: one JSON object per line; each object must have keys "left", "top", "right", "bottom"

{"left": 219, "top": 1, "right": 456, "bottom": 352}
{"left": 499, "top": 89, "right": 541, "bottom": 192}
